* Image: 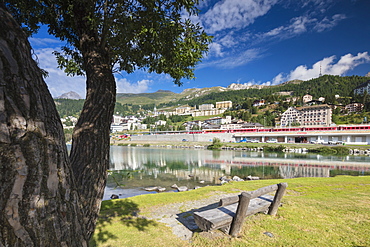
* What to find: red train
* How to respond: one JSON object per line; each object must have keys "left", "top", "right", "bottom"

{"left": 187, "top": 125, "right": 370, "bottom": 135}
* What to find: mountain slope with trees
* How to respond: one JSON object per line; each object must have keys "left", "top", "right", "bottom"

{"left": 168, "top": 75, "right": 369, "bottom": 108}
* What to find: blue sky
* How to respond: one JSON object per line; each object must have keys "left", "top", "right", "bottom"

{"left": 29, "top": 0, "right": 370, "bottom": 98}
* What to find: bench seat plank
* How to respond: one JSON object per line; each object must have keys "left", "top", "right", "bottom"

{"left": 193, "top": 195, "right": 273, "bottom": 231}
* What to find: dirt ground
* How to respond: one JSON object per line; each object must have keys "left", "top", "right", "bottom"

{"left": 146, "top": 191, "right": 242, "bottom": 241}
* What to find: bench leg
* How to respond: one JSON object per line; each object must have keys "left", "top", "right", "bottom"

{"left": 229, "top": 192, "right": 251, "bottom": 237}
{"left": 268, "top": 182, "right": 288, "bottom": 216}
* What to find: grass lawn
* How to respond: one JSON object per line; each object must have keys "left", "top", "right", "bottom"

{"left": 91, "top": 176, "right": 370, "bottom": 247}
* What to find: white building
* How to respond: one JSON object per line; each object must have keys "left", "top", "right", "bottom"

{"left": 176, "top": 106, "right": 192, "bottom": 115}
{"left": 199, "top": 104, "right": 214, "bottom": 111}
{"left": 253, "top": 100, "right": 265, "bottom": 107}
{"left": 303, "top": 94, "right": 313, "bottom": 103}
{"left": 61, "top": 116, "right": 78, "bottom": 127}
{"left": 354, "top": 80, "right": 370, "bottom": 95}
{"left": 191, "top": 109, "right": 226, "bottom": 117}
{"left": 280, "top": 107, "right": 302, "bottom": 127}
{"left": 280, "top": 105, "right": 332, "bottom": 127}
{"left": 345, "top": 103, "right": 364, "bottom": 113}
{"left": 155, "top": 120, "right": 167, "bottom": 126}
{"left": 112, "top": 115, "right": 124, "bottom": 124}
{"left": 111, "top": 124, "right": 126, "bottom": 133}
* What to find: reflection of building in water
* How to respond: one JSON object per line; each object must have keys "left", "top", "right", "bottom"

{"left": 203, "top": 158, "right": 369, "bottom": 179}
{"left": 110, "top": 146, "right": 218, "bottom": 171}
{"left": 109, "top": 146, "right": 370, "bottom": 182}
{"left": 171, "top": 168, "right": 225, "bottom": 183}
{"left": 279, "top": 165, "right": 330, "bottom": 178}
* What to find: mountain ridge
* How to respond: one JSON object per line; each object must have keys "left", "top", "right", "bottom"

{"left": 56, "top": 91, "right": 82, "bottom": 100}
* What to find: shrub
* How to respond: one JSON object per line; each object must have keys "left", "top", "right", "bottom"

{"left": 309, "top": 146, "right": 336, "bottom": 154}
{"left": 118, "top": 143, "right": 129, "bottom": 146}
{"left": 331, "top": 146, "right": 350, "bottom": 155}
{"left": 207, "top": 138, "right": 223, "bottom": 150}
{"left": 263, "top": 145, "right": 286, "bottom": 152}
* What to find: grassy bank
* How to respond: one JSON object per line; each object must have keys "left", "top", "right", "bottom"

{"left": 112, "top": 139, "right": 370, "bottom": 149}
{"left": 113, "top": 140, "right": 370, "bottom": 155}
{"left": 91, "top": 176, "right": 370, "bottom": 247}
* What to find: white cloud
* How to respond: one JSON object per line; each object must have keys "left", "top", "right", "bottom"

{"left": 257, "top": 14, "right": 345, "bottom": 43}
{"left": 29, "top": 37, "right": 63, "bottom": 47}
{"left": 299, "top": 0, "right": 334, "bottom": 14}
{"left": 217, "top": 32, "right": 237, "bottom": 48}
{"left": 35, "top": 48, "right": 86, "bottom": 98}
{"left": 289, "top": 16, "right": 312, "bottom": 34}
{"left": 272, "top": 52, "right": 370, "bottom": 83}
{"left": 199, "top": 48, "right": 263, "bottom": 69}
{"left": 313, "top": 14, "right": 346, "bottom": 32}
{"left": 116, "top": 78, "right": 151, "bottom": 93}
{"left": 208, "top": 42, "right": 224, "bottom": 57}
{"left": 201, "top": 0, "right": 278, "bottom": 33}
{"left": 324, "top": 52, "right": 370, "bottom": 75}
{"left": 271, "top": 73, "right": 285, "bottom": 85}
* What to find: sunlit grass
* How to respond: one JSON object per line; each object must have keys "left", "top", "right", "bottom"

{"left": 91, "top": 176, "right": 370, "bottom": 247}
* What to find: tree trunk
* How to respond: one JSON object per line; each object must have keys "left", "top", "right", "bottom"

{"left": 0, "top": 8, "right": 87, "bottom": 247}
{"left": 69, "top": 3, "right": 117, "bottom": 239}
{"left": 69, "top": 58, "right": 116, "bottom": 240}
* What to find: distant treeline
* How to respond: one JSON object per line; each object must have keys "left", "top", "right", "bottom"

{"left": 55, "top": 75, "right": 369, "bottom": 118}
{"left": 55, "top": 99, "right": 141, "bottom": 118}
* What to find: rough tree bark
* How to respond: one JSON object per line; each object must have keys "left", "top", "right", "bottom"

{"left": 0, "top": 8, "right": 87, "bottom": 246}
{"left": 69, "top": 3, "right": 116, "bottom": 240}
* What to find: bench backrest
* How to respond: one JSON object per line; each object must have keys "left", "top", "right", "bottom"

{"left": 219, "top": 183, "right": 283, "bottom": 207}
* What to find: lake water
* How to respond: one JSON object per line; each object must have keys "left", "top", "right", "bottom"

{"left": 103, "top": 146, "right": 370, "bottom": 200}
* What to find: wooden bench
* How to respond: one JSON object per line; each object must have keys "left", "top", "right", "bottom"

{"left": 193, "top": 183, "right": 288, "bottom": 237}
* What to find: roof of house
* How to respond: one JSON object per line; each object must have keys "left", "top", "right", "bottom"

{"left": 296, "top": 104, "right": 331, "bottom": 111}
{"left": 354, "top": 80, "right": 370, "bottom": 89}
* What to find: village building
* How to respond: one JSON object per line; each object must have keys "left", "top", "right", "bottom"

{"left": 318, "top": 97, "right": 325, "bottom": 102}
{"left": 112, "top": 115, "right": 124, "bottom": 124}
{"left": 204, "top": 117, "right": 226, "bottom": 125}
{"left": 253, "top": 99, "right": 265, "bottom": 107}
{"left": 280, "top": 104, "right": 332, "bottom": 127}
{"left": 191, "top": 108, "right": 226, "bottom": 117}
{"left": 155, "top": 120, "right": 167, "bottom": 126}
{"left": 345, "top": 103, "right": 364, "bottom": 113}
{"left": 175, "top": 106, "right": 192, "bottom": 115}
{"left": 302, "top": 94, "right": 313, "bottom": 103}
{"left": 199, "top": 104, "right": 214, "bottom": 111}
{"left": 279, "top": 107, "right": 302, "bottom": 127}
{"left": 354, "top": 80, "right": 370, "bottom": 95}
{"left": 216, "top": 101, "right": 232, "bottom": 109}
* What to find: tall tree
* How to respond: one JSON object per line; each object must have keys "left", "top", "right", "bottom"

{"left": 0, "top": 8, "right": 87, "bottom": 246}
{"left": 1, "top": 0, "right": 211, "bottom": 244}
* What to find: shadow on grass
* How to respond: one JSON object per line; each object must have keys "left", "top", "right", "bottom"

{"left": 90, "top": 198, "right": 158, "bottom": 246}
{"left": 175, "top": 202, "right": 220, "bottom": 233}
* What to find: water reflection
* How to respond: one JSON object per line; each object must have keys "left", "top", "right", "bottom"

{"left": 103, "top": 146, "right": 370, "bottom": 199}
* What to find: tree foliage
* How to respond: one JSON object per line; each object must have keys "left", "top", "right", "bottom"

{"left": 5, "top": 0, "right": 211, "bottom": 84}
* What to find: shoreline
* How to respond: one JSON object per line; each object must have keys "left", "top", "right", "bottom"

{"left": 110, "top": 139, "right": 370, "bottom": 153}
